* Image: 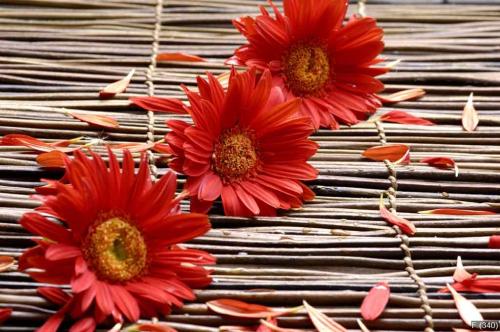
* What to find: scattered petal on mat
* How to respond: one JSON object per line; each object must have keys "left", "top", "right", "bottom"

{"left": 362, "top": 144, "right": 410, "bottom": 163}
{"left": 1, "top": 134, "right": 75, "bottom": 153}
{"left": 108, "top": 142, "right": 155, "bottom": 153}
{"left": 130, "top": 96, "right": 187, "bottom": 114}
{"left": 257, "top": 317, "right": 278, "bottom": 332}
{"left": 99, "top": 69, "right": 135, "bottom": 99}
{"left": 357, "top": 319, "right": 371, "bottom": 332}
{"left": 259, "top": 318, "right": 306, "bottom": 332}
{"left": 379, "top": 194, "right": 416, "bottom": 235}
{"left": 206, "top": 299, "right": 295, "bottom": 318}
{"left": 447, "top": 284, "right": 483, "bottom": 327}
{"left": 489, "top": 235, "right": 500, "bottom": 248}
{"left": 454, "top": 256, "right": 473, "bottom": 283}
{"left": 303, "top": 301, "right": 347, "bottom": 332}
{"left": 134, "top": 323, "right": 178, "bottom": 332}
{"left": 156, "top": 52, "right": 206, "bottom": 62}
{"left": 462, "top": 92, "right": 479, "bottom": 132}
{"left": 379, "top": 110, "right": 434, "bottom": 126}
{"left": 377, "top": 88, "right": 425, "bottom": 104}
{"left": 360, "top": 281, "right": 390, "bottom": 321}
{"left": 0, "top": 256, "right": 15, "bottom": 272}
{"left": 418, "top": 209, "right": 495, "bottom": 215}
{"left": 0, "top": 308, "right": 12, "bottom": 325}
{"left": 420, "top": 156, "right": 459, "bottom": 177}
{"left": 67, "top": 111, "right": 120, "bottom": 129}
{"left": 36, "top": 150, "right": 67, "bottom": 168}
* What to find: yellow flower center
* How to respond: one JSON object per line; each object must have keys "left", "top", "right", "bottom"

{"left": 283, "top": 44, "right": 330, "bottom": 96}
{"left": 213, "top": 127, "right": 258, "bottom": 182}
{"left": 84, "top": 217, "right": 147, "bottom": 282}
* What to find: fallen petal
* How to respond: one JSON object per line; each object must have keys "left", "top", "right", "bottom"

{"left": 419, "top": 209, "right": 495, "bottom": 215}
{"left": 36, "top": 150, "right": 68, "bottom": 168}
{"left": 360, "top": 281, "right": 390, "bottom": 321}
{"left": 68, "top": 112, "right": 120, "bottom": 129}
{"left": 303, "top": 301, "right": 347, "bottom": 332}
{"left": 206, "top": 299, "right": 295, "bottom": 318}
{"left": 380, "top": 195, "right": 416, "bottom": 235}
{"left": 453, "top": 256, "right": 473, "bottom": 283}
{"left": 157, "top": 52, "right": 206, "bottom": 62}
{"left": 99, "top": 69, "right": 135, "bottom": 99}
{"left": 357, "top": 319, "right": 371, "bottom": 332}
{"left": 488, "top": 235, "right": 500, "bottom": 249}
{"left": 421, "top": 156, "right": 459, "bottom": 177}
{"left": 462, "top": 92, "right": 479, "bottom": 132}
{"left": 377, "top": 88, "right": 425, "bottom": 104}
{"left": 362, "top": 144, "right": 410, "bottom": 163}
{"left": 447, "top": 284, "right": 483, "bottom": 327}
{"left": 379, "top": 110, "right": 434, "bottom": 126}
{"left": 0, "top": 256, "right": 15, "bottom": 272}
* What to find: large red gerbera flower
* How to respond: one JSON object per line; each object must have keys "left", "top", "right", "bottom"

{"left": 227, "top": 0, "right": 387, "bottom": 130}
{"left": 165, "top": 68, "right": 318, "bottom": 217}
{"left": 19, "top": 149, "right": 214, "bottom": 330}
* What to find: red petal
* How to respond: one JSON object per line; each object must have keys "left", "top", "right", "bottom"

{"left": 198, "top": 173, "right": 223, "bottom": 202}
{"left": 447, "top": 284, "right": 483, "bottom": 327}
{"left": 303, "top": 301, "right": 347, "bottom": 332}
{"left": 36, "top": 151, "right": 68, "bottom": 168}
{"left": 419, "top": 209, "right": 495, "bottom": 215}
{"left": 95, "top": 281, "right": 115, "bottom": 316}
{"left": 38, "top": 287, "right": 71, "bottom": 306}
{"left": 20, "top": 213, "right": 72, "bottom": 244}
{"left": 111, "top": 285, "right": 140, "bottom": 322}
{"left": 489, "top": 235, "right": 500, "bottom": 248}
{"left": 157, "top": 52, "right": 206, "bottom": 62}
{"left": 362, "top": 144, "right": 410, "bottom": 163}
{"left": 69, "top": 317, "right": 96, "bottom": 332}
{"left": 0, "top": 256, "right": 14, "bottom": 272}
{"left": 380, "top": 195, "right": 416, "bottom": 236}
{"left": 137, "top": 323, "right": 178, "bottom": 332}
{"left": 68, "top": 111, "right": 119, "bottom": 129}
{"left": 1, "top": 134, "right": 74, "bottom": 153}
{"left": 379, "top": 110, "right": 434, "bottom": 126}
{"left": 130, "top": 96, "right": 187, "bottom": 114}
{"left": 462, "top": 92, "right": 479, "bottom": 132}
{"left": 71, "top": 271, "right": 96, "bottom": 293}
{"left": 206, "top": 299, "right": 293, "bottom": 319}
{"left": 37, "top": 311, "right": 65, "bottom": 332}
{"left": 377, "top": 88, "right": 425, "bottom": 103}
{"left": 360, "top": 281, "right": 390, "bottom": 321}
{"left": 99, "top": 69, "right": 135, "bottom": 98}
{"left": 45, "top": 244, "right": 81, "bottom": 261}
{"left": 0, "top": 308, "right": 12, "bottom": 325}
{"left": 421, "top": 156, "right": 459, "bottom": 177}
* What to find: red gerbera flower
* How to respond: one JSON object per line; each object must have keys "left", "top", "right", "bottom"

{"left": 19, "top": 149, "right": 214, "bottom": 330}
{"left": 166, "top": 68, "right": 318, "bottom": 216}
{"left": 227, "top": 0, "right": 387, "bottom": 129}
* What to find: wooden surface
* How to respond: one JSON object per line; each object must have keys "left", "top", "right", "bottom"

{"left": 0, "top": 0, "right": 500, "bottom": 331}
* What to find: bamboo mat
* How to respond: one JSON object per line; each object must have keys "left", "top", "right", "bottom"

{"left": 1, "top": 0, "right": 500, "bottom": 331}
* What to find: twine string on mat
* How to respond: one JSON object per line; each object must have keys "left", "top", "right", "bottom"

{"left": 360, "top": 0, "right": 434, "bottom": 329}
{"left": 375, "top": 121, "right": 435, "bottom": 332}
{"left": 144, "top": 0, "right": 164, "bottom": 180}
